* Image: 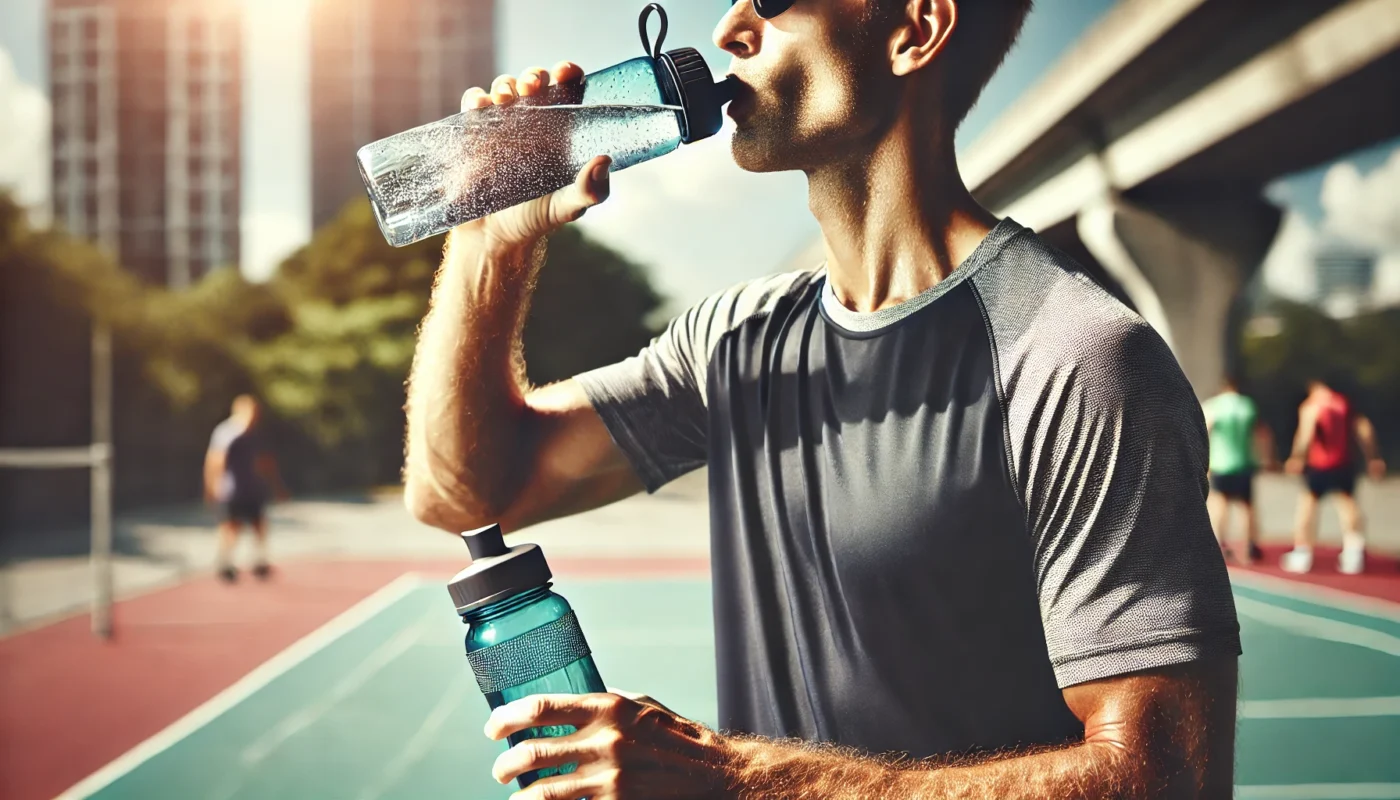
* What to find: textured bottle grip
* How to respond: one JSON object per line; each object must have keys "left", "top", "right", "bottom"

{"left": 466, "top": 610, "right": 593, "bottom": 694}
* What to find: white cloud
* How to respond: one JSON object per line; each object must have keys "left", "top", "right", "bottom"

{"left": 577, "top": 121, "right": 819, "bottom": 311}
{"left": 241, "top": 210, "right": 309, "bottom": 281}
{"left": 0, "top": 46, "right": 50, "bottom": 224}
{"left": 1258, "top": 210, "right": 1319, "bottom": 303}
{"left": 1321, "top": 148, "right": 1400, "bottom": 252}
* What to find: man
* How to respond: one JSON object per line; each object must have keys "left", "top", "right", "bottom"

{"left": 404, "top": 1, "right": 1241, "bottom": 797}
{"left": 1282, "top": 379, "right": 1386, "bottom": 575}
{"left": 205, "top": 395, "right": 283, "bottom": 582}
{"left": 1202, "top": 376, "right": 1274, "bottom": 565}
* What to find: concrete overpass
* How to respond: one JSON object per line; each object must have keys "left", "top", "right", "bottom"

{"left": 962, "top": 0, "right": 1400, "bottom": 395}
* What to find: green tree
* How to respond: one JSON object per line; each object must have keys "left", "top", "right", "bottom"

{"left": 245, "top": 199, "right": 666, "bottom": 488}
{"left": 1241, "top": 301, "right": 1400, "bottom": 466}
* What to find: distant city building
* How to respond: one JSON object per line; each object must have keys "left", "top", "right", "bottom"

{"left": 1315, "top": 249, "right": 1376, "bottom": 319}
{"left": 310, "top": 0, "right": 495, "bottom": 229}
{"left": 49, "top": 0, "right": 242, "bottom": 288}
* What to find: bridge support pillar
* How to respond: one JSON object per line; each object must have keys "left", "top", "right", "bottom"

{"left": 1077, "top": 193, "right": 1281, "bottom": 398}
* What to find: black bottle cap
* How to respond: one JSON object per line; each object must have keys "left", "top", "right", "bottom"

{"left": 658, "top": 47, "right": 736, "bottom": 144}
{"left": 446, "top": 523, "right": 552, "bottom": 615}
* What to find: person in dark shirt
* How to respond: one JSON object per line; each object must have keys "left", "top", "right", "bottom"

{"left": 205, "top": 395, "right": 284, "bottom": 582}
{"left": 402, "top": 1, "right": 1240, "bottom": 797}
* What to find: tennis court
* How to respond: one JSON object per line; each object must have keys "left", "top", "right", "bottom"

{"left": 55, "top": 571, "right": 1400, "bottom": 800}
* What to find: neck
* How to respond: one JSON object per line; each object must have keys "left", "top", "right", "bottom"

{"left": 806, "top": 112, "right": 997, "bottom": 314}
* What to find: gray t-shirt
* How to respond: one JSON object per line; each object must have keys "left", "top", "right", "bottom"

{"left": 577, "top": 219, "right": 1240, "bottom": 759}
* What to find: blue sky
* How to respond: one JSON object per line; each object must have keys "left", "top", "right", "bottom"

{"left": 0, "top": 0, "right": 1113, "bottom": 307}
{"left": 2, "top": 0, "right": 1395, "bottom": 310}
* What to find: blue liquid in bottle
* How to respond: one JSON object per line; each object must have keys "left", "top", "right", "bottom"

{"left": 450, "top": 524, "right": 606, "bottom": 789}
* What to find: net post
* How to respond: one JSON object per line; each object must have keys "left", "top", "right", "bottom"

{"left": 91, "top": 325, "right": 114, "bottom": 639}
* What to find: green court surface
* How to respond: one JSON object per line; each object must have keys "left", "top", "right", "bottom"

{"left": 67, "top": 574, "right": 1400, "bottom": 800}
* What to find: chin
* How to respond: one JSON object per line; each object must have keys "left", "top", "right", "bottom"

{"left": 729, "top": 125, "right": 799, "bottom": 174}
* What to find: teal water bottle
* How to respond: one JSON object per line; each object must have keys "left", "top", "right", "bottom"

{"left": 448, "top": 524, "right": 606, "bottom": 789}
{"left": 357, "top": 3, "right": 737, "bottom": 247}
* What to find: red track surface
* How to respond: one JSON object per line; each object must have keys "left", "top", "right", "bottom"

{"left": 0, "top": 557, "right": 709, "bottom": 800}
{"left": 1228, "top": 544, "right": 1400, "bottom": 604}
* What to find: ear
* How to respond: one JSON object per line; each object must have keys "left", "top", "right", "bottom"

{"left": 888, "top": 0, "right": 956, "bottom": 78}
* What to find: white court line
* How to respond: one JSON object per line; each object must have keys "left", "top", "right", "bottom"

{"left": 1233, "top": 596, "right": 1400, "bottom": 658}
{"left": 241, "top": 619, "right": 427, "bottom": 764}
{"left": 53, "top": 573, "right": 426, "bottom": 800}
{"left": 1240, "top": 695, "right": 1400, "bottom": 719}
{"left": 1235, "top": 783, "right": 1400, "bottom": 799}
{"left": 355, "top": 675, "right": 471, "bottom": 800}
{"left": 1230, "top": 570, "right": 1400, "bottom": 622}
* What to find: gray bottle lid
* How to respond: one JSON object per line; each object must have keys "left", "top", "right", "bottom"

{"left": 447, "top": 523, "right": 552, "bottom": 615}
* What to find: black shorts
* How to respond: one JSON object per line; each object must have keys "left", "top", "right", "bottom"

{"left": 1305, "top": 467, "right": 1356, "bottom": 498}
{"left": 222, "top": 498, "right": 266, "bottom": 525}
{"left": 1210, "top": 471, "right": 1254, "bottom": 503}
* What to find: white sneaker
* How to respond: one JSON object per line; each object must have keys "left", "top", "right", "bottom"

{"left": 1338, "top": 546, "right": 1365, "bottom": 575}
{"left": 1281, "top": 548, "right": 1314, "bottom": 574}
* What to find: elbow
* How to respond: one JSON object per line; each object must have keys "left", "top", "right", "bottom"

{"left": 402, "top": 467, "right": 502, "bottom": 533}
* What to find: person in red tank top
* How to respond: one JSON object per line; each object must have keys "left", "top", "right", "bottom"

{"left": 1283, "top": 380, "right": 1386, "bottom": 575}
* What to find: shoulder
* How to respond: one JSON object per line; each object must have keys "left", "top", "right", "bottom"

{"left": 669, "top": 267, "right": 823, "bottom": 366}
{"left": 971, "top": 223, "right": 1186, "bottom": 409}
{"left": 686, "top": 267, "right": 822, "bottom": 333}
{"left": 209, "top": 418, "right": 239, "bottom": 450}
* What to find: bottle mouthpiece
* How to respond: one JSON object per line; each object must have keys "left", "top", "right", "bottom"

{"left": 463, "top": 524, "right": 509, "bottom": 560}
{"left": 714, "top": 75, "right": 739, "bottom": 106}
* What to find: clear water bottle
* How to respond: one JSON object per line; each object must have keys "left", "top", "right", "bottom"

{"left": 448, "top": 523, "right": 606, "bottom": 789}
{"left": 358, "top": 4, "right": 737, "bottom": 247}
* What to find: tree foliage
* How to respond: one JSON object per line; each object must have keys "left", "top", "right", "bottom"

{"left": 2, "top": 192, "right": 664, "bottom": 522}
{"left": 1241, "top": 301, "right": 1400, "bottom": 464}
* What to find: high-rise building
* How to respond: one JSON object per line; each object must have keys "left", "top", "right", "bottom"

{"left": 49, "top": 0, "right": 242, "bottom": 288}
{"left": 310, "top": 0, "right": 495, "bottom": 229}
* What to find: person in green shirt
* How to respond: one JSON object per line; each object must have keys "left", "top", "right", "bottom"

{"left": 1202, "top": 377, "right": 1275, "bottom": 564}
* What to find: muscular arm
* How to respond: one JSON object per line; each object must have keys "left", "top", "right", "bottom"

{"left": 401, "top": 63, "right": 645, "bottom": 535}
{"left": 203, "top": 449, "right": 224, "bottom": 502}
{"left": 402, "top": 231, "right": 642, "bottom": 533}
{"left": 1355, "top": 415, "right": 1386, "bottom": 478}
{"left": 1289, "top": 403, "right": 1318, "bottom": 461}
{"left": 489, "top": 659, "right": 1238, "bottom": 799}
{"left": 726, "top": 659, "right": 1237, "bottom": 799}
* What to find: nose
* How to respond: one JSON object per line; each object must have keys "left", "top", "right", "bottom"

{"left": 713, "top": 1, "right": 760, "bottom": 58}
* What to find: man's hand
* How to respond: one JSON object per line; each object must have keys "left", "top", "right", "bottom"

{"left": 457, "top": 62, "right": 612, "bottom": 253}
{"left": 1368, "top": 457, "right": 1387, "bottom": 481}
{"left": 1285, "top": 456, "right": 1306, "bottom": 476}
{"left": 485, "top": 693, "right": 735, "bottom": 799}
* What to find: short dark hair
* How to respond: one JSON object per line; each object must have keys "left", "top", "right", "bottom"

{"left": 948, "top": 0, "right": 1033, "bottom": 126}
{"left": 887, "top": 0, "right": 1033, "bottom": 129}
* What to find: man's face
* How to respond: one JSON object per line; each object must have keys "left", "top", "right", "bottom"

{"left": 714, "top": 0, "right": 898, "bottom": 173}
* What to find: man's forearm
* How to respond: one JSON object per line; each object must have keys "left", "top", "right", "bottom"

{"left": 726, "top": 735, "right": 1183, "bottom": 800}
{"left": 403, "top": 229, "right": 546, "bottom": 521}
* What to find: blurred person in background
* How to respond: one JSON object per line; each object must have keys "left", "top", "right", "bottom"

{"left": 1282, "top": 379, "right": 1386, "bottom": 575}
{"left": 1203, "top": 376, "right": 1275, "bottom": 565}
{"left": 204, "top": 395, "right": 285, "bottom": 583}
{"left": 403, "top": 1, "right": 1241, "bottom": 797}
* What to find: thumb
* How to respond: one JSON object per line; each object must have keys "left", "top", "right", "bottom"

{"left": 551, "top": 155, "right": 612, "bottom": 224}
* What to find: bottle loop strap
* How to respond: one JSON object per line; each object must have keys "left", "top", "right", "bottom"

{"left": 466, "top": 610, "right": 592, "bottom": 694}
{"left": 639, "top": 3, "right": 669, "bottom": 60}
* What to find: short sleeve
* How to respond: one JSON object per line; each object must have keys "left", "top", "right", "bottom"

{"left": 208, "top": 421, "right": 235, "bottom": 454}
{"left": 1014, "top": 320, "right": 1241, "bottom": 687}
{"left": 574, "top": 306, "right": 710, "bottom": 492}
{"left": 969, "top": 229, "right": 1241, "bottom": 689}
{"left": 575, "top": 271, "right": 819, "bottom": 493}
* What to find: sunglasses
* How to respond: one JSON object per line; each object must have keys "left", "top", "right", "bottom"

{"left": 733, "top": 0, "right": 796, "bottom": 19}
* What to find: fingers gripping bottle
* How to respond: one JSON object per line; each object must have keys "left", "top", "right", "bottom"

{"left": 448, "top": 523, "right": 606, "bottom": 789}
{"left": 357, "top": 3, "right": 738, "bottom": 247}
